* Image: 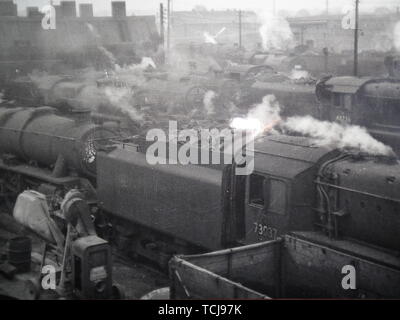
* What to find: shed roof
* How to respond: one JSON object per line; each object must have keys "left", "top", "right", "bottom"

{"left": 248, "top": 135, "right": 337, "bottom": 179}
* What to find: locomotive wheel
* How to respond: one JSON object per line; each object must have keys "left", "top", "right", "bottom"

{"left": 185, "top": 86, "right": 207, "bottom": 111}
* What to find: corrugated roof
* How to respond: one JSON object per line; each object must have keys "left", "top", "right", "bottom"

{"left": 324, "top": 76, "right": 374, "bottom": 94}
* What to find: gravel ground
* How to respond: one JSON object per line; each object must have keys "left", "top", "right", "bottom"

{"left": 0, "top": 212, "right": 169, "bottom": 300}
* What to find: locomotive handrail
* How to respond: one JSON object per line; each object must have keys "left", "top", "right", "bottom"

{"left": 0, "top": 126, "right": 120, "bottom": 142}
{"left": 315, "top": 180, "right": 400, "bottom": 204}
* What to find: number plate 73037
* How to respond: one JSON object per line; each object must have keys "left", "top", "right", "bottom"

{"left": 253, "top": 222, "right": 278, "bottom": 240}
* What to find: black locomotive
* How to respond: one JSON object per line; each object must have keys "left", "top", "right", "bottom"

{"left": 0, "top": 106, "right": 399, "bottom": 274}
{"left": 317, "top": 55, "right": 400, "bottom": 154}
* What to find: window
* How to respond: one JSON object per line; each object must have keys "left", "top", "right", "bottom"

{"left": 249, "top": 175, "right": 287, "bottom": 215}
{"left": 269, "top": 180, "right": 287, "bottom": 215}
{"left": 343, "top": 94, "right": 353, "bottom": 111}
{"left": 249, "top": 174, "right": 265, "bottom": 207}
{"left": 333, "top": 93, "right": 341, "bottom": 107}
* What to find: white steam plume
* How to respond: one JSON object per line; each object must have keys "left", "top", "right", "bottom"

{"left": 28, "top": 69, "right": 145, "bottom": 123}
{"left": 231, "top": 95, "right": 281, "bottom": 135}
{"left": 204, "top": 32, "right": 218, "bottom": 44}
{"left": 258, "top": 11, "right": 294, "bottom": 51}
{"left": 86, "top": 23, "right": 117, "bottom": 69}
{"left": 231, "top": 95, "right": 394, "bottom": 156}
{"left": 290, "top": 66, "right": 310, "bottom": 80}
{"left": 284, "top": 116, "right": 394, "bottom": 156}
{"left": 116, "top": 57, "right": 156, "bottom": 72}
{"left": 103, "top": 86, "right": 144, "bottom": 122}
{"left": 203, "top": 27, "right": 226, "bottom": 44}
{"left": 203, "top": 90, "right": 217, "bottom": 115}
{"left": 394, "top": 21, "right": 400, "bottom": 51}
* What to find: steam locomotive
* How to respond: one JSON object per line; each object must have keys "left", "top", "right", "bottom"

{"left": 0, "top": 106, "right": 399, "bottom": 275}
{"left": 316, "top": 55, "right": 400, "bottom": 153}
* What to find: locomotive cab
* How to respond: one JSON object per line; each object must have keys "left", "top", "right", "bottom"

{"left": 234, "top": 135, "right": 339, "bottom": 245}
{"left": 317, "top": 76, "right": 400, "bottom": 154}
{"left": 317, "top": 77, "right": 371, "bottom": 125}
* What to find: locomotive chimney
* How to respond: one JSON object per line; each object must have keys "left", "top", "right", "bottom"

{"left": 60, "top": 1, "right": 77, "bottom": 18}
{"left": 111, "top": 1, "right": 126, "bottom": 18}
{"left": 26, "top": 7, "right": 44, "bottom": 18}
{"left": 70, "top": 108, "right": 92, "bottom": 124}
{"left": 0, "top": 0, "right": 17, "bottom": 16}
{"left": 79, "top": 3, "right": 93, "bottom": 18}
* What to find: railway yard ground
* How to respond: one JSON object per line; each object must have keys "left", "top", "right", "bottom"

{"left": 0, "top": 211, "right": 169, "bottom": 300}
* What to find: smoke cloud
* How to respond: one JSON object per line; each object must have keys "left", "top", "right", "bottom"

{"left": 258, "top": 11, "right": 294, "bottom": 51}
{"left": 290, "top": 66, "right": 311, "bottom": 81}
{"left": 203, "top": 90, "right": 217, "bottom": 115}
{"left": 102, "top": 86, "right": 144, "bottom": 121}
{"left": 284, "top": 116, "right": 394, "bottom": 156}
{"left": 27, "top": 57, "right": 154, "bottom": 123}
{"left": 86, "top": 23, "right": 118, "bottom": 69}
{"left": 203, "top": 27, "right": 227, "bottom": 44}
{"left": 231, "top": 95, "right": 394, "bottom": 156}
{"left": 394, "top": 21, "right": 400, "bottom": 51}
{"left": 204, "top": 32, "right": 218, "bottom": 44}
{"left": 231, "top": 95, "right": 281, "bottom": 135}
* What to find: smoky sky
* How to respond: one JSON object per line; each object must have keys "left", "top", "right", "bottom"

{"left": 14, "top": 0, "right": 400, "bottom": 16}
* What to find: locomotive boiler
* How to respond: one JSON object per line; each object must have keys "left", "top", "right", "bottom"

{"left": 0, "top": 106, "right": 116, "bottom": 211}
{"left": 0, "top": 107, "right": 115, "bottom": 177}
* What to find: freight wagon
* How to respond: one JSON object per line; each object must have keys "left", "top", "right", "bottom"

{"left": 170, "top": 232, "right": 400, "bottom": 299}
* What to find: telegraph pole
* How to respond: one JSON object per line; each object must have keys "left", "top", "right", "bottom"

{"left": 167, "top": 0, "right": 171, "bottom": 53}
{"left": 160, "top": 3, "right": 164, "bottom": 46}
{"left": 353, "top": 0, "right": 359, "bottom": 76}
{"left": 238, "top": 10, "right": 242, "bottom": 48}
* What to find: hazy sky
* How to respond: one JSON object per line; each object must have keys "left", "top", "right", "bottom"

{"left": 14, "top": 0, "right": 400, "bottom": 16}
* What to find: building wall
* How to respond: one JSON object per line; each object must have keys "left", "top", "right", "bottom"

{"left": 171, "top": 10, "right": 400, "bottom": 53}
{"left": 0, "top": 15, "right": 158, "bottom": 60}
{"left": 287, "top": 14, "right": 398, "bottom": 53}
{"left": 171, "top": 11, "right": 260, "bottom": 49}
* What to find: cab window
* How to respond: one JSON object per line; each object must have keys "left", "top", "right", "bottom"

{"left": 249, "top": 175, "right": 287, "bottom": 215}
{"left": 333, "top": 93, "right": 341, "bottom": 106}
{"left": 343, "top": 94, "right": 354, "bottom": 111}
{"left": 268, "top": 179, "right": 287, "bottom": 215}
{"left": 249, "top": 174, "right": 265, "bottom": 207}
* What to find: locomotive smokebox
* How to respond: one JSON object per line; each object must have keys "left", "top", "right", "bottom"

{"left": 0, "top": 107, "right": 115, "bottom": 176}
